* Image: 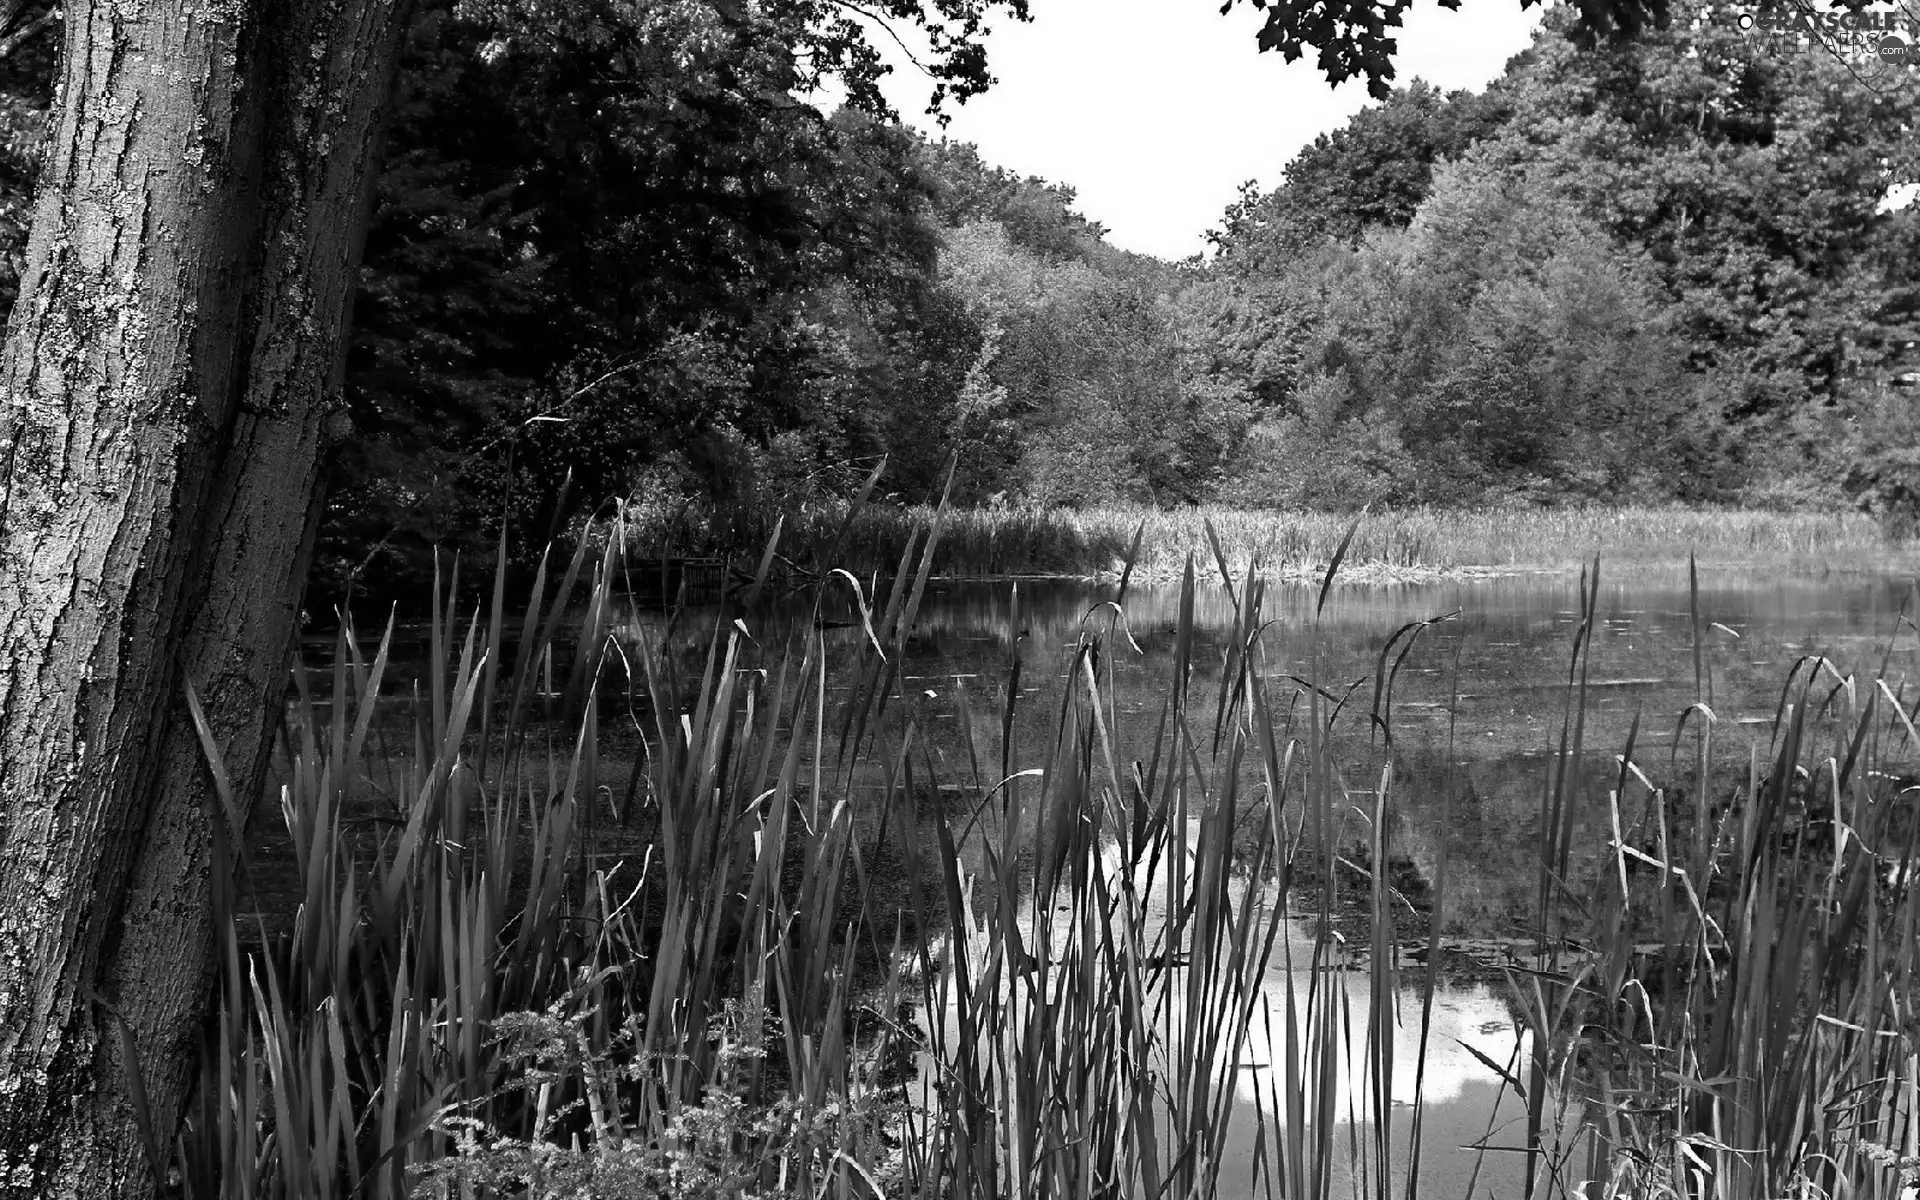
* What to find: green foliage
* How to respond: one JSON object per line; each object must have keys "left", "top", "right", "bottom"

{"left": 414, "top": 1002, "right": 894, "bottom": 1199}
{"left": 1205, "top": 166, "right": 1696, "bottom": 505}
{"left": 319, "top": 2, "right": 977, "bottom": 600}
{"left": 1199, "top": 0, "right": 1920, "bottom": 513}
{"left": 1210, "top": 80, "right": 1512, "bottom": 266}
{"left": 0, "top": 3, "right": 1043, "bottom": 603}
{"left": 1838, "top": 383, "right": 1920, "bottom": 534}
{"left": 922, "top": 216, "right": 1210, "bottom": 506}
{"left": 1218, "top": 0, "right": 1671, "bottom": 99}
{"left": 2, "top": 0, "right": 1913, "bottom": 567}
{"left": 920, "top": 140, "right": 1114, "bottom": 262}
{"left": 454, "top": 0, "right": 1030, "bottom": 118}
{"left": 1451, "top": 0, "right": 1920, "bottom": 411}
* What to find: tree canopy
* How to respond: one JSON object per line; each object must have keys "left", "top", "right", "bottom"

{"left": 1221, "top": 0, "right": 1671, "bottom": 98}
{"left": 0, "top": 0, "right": 1914, "bottom": 580}
{"left": 267, "top": 0, "right": 1920, "bottom": 556}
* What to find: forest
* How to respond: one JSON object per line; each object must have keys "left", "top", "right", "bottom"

{"left": 1, "top": 0, "right": 1910, "bottom": 600}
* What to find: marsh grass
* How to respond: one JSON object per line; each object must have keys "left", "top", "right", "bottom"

{"left": 696, "top": 502, "right": 1912, "bottom": 585}
{"left": 174, "top": 509, "right": 1920, "bottom": 1198}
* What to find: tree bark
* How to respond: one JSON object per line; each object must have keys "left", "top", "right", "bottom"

{"left": 0, "top": 2, "right": 413, "bottom": 1196}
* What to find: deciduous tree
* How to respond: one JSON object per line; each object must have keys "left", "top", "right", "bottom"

{"left": 0, "top": 4, "right": 418, "bottom": 1195}
{"left": 0, "top": 3, "right": 1021, "bottom": 1197}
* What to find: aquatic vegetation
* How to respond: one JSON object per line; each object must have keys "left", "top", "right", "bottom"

{"left": 681, "top": 501, "right": 1914, "bottom": 585}
{"left": 175, "top": 520, "right": 1920, "bottom": 1198}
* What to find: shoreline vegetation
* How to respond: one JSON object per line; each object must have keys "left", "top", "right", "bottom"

{"left": 624, "top": 502, "right": 1920, "bottom": 588}
{"left": 192, "top": 516, "right": 1920, "bottom": 1199}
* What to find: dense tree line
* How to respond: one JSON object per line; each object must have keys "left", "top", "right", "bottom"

{"left": 1201, "top": 0, "right": 1919, "bottom": 509}
{"left": 0, "top": 0, "right": 1914, "bottom": 594}
{"left": 927, "top": 0, "right": 1917, "bottom": 515}
{"left": 310, "top": 11, "right": 1251, "bottom": 592}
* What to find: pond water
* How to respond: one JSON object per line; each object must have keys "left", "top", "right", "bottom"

{"left": 821, "top": 567, "right": 1916, "bottom": 929}
{"left": 645, "top": 565, "right": 1920, "bottom": 1197}
{"left": 912, "top": 807, "right": 1546, "bottom": 1200}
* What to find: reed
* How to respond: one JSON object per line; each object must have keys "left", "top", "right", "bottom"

{"left": 686, "top": 502, "right": 1912, "bottom": 585}
{"left": 175, "top": 511, "right": 1920, "bottom": 1198}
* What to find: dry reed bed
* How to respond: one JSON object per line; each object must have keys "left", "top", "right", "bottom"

{"left": 701, "top": 502, "right": 1912, "bottom": 584}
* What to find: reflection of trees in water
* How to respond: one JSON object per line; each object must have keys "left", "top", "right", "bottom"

{"left": 1386, "top": 743, "right": 1621, "bottom": 937}
{"left": 617, "top": 571, "right": 1917, "bottom": 948}
{"left": 885, "top": 577, "right": 1912, "bottom": 945}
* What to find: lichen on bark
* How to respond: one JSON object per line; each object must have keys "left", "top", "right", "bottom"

{"left": 0, "top": 1, "right": 415, "bottom": 1195}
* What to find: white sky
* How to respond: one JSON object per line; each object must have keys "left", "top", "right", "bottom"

{"left": 832, "top": 0, "right": 1544, "bottom": 260}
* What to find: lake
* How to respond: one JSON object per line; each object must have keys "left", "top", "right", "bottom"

{"left": 595, "top": 561, "right": 1920, "bottom": 1197}
{"left": 736, "top": 565, "right": 1915, "bottom": 1198}
{"left": 788, "top": 566, "right": 1915, "bottom": 923}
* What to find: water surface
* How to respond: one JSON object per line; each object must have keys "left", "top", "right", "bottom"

{"left": 650, "top": 567, "right": 1920, "bottom": 1197}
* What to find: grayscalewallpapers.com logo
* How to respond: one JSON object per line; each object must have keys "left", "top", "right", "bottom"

{"left": 1723, "top": 3, "right": 1918, "bottom": 72}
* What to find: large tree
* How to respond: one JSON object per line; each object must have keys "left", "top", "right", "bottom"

{"left": 0, "top": 2, "right": 1020, "bottom": 1197}
{"left": 0, "top": 3, "right": 418, "bottom": 1194}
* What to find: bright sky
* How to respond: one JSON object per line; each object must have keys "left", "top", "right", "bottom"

{"left": 839, "top": 0, "right": 1545, "bottom": 260}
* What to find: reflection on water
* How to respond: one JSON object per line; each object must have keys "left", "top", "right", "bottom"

{"left": 1232, "top": 975, "right": 1523, "bottom": 1115}
{"left": 713, "top": 569, "right": 1917, "bottom": 941}
{"left": 1220, "top": 980, "right": 1536, "bottom": 1200}
{"left": 624, "top": 567, "right": 1918, "bottom": 1197}
{"left": 916, "top": 815, "right": 1545, "bottom": 1198}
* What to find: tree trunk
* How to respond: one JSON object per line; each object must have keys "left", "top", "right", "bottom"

{"left": 0, "top": 2, "right": 413, "bottom": 1196}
